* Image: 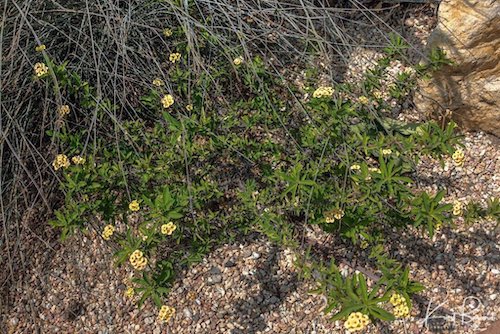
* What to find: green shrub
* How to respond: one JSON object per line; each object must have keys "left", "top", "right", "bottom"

{"left": 21, "top": 3, "right": 498, "bottom": 330}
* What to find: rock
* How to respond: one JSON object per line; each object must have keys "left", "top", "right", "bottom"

{"left": 241, "top": 249, "right": 252, "bottom": 258}
{"left": 224, "top": 259, "right": 236, "bottom": 268}
{"left": 415, "top": 0, "right": 500, "bottom": 136}
{"left": 183, "top": 308, "right": 193, "bottom": 320}
{"left": 209, "top": 266, "right": 222, "bottom": 275}
{"left": 207, "top": 275, "right": 222, "bottom": 285}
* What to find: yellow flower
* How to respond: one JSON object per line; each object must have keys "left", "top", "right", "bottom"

{"left": 390, "top": 293, "right": 406, "bottom": 306}
{"left": 452, "top": 149, "right": 465, "bottom": 167}
{"left": 101, "top": 224, "right": 115, "bottom": 241}
{"left": 57, "top": 105, "right": 70, "bottom": 117}
{"left": 350, "top": 164, "right": 361, "bottom": 171}
{"left": 161, "top": 94, "right": 174, "bottom": 109}
{"left": 357, "top": 96, "right": 369, "bottom": 105}
{"left": 129, "top": 250, "right": 143, "bottom": 262}
{"left": 135, "top": 257, "right": 148, "bottom": 270}
{"left": 233, "top": 56, "right": 244, "bottom": 66}
{"left": 344, "top": 312, "right": 370, "bottom": 332}
{"left": 368, "top": 167, "right": 381, "bottom": 173}
{"left": 124, "top": 287, "right": 134, "bottom": 298}
{"left": 333, "top": 208, "right": 344, "bottom": 220}
{"left": 52, "top": 154, "right": 70, "bottom": 170}
{"left": 35, "top": 44, "right": 46, "bottom": 52}
{"left": 382, "top": 148, "right": 392, "bottom": 156}
{"left": 163, "top": 28, "right": 173, "bottom": 37}
{"left": 186, "top": 104, "right": 193, "bottom": 111}
{"left": 169, "top": 52, "right": 181, "bottom": 63}
{"left": 71, "top": 155, "right": 86, "bottom": 165}
{"left": 312, "top": 86, "right": 334, "bottom": 99}
{"left": 129, "top": 249, "right": 148, "bottom": 270}
{"left": 324, "top": 210, "right": 335, "bottom": 223}
{"left": 393, "top": 303, "right": 410, "bottom": 318}
{"left": 453, "top": 200, "right": 463, "bottom": 216}
{"left": 129, "top": 200, "right": 140, "bottom": 212}
{"left": 34, "top": 62, "right": 49, "bottom": 77}
{"left": 324, "top": 208, "right": 344, "bottom": 223}
{"left": 372, "top": 90, "right": 383, "bottom": 99}
{"left": 158, "top": 305, "right": 176, "bottom": 322}
{"left": 161, "top": 222, "right": 177, "bottom": 235}
{"left": 153, "top": 78, "right": 164, "bottom": 87}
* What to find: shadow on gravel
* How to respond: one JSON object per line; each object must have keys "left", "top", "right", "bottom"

{"left": 230, "top": 244, "right": 299, "bottom": 334}
{"left": 393, "top": 228, "right": 499, "bottom": 296}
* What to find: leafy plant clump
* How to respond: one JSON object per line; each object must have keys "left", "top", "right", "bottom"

{"left": 31, "top": 10, "right": 499, "bottom": 331}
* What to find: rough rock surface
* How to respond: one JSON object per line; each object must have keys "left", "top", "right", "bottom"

{"left": 415, "top": 0, "right": 500, "bottom": 136}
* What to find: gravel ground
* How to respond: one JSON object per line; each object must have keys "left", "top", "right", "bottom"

{"left": 2, "top": 3, "right": 499, "bottom": 334}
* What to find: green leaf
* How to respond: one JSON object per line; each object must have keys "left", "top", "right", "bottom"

{"left": 369, "top": 306, "right": 395, "bottom": 321}
{"left": 151, "top": 292, "right": 162, "bottom": 307}
{"left": 330, "top": 305, "right": 363, "bottom": 321}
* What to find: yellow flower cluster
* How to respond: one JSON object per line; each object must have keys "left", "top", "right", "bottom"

{"left": 102, "top": 224, "right": 115, "bottom": 241}
{"left": 153, "top": 78, "right": 164, "bottom": 87}
{"left": 452, "top": 149, "right": 465, "bottom": 167}
{"left": 393, "top": 303, "right": 410, "bottom": 318}
{"left": 71, "top": 155, "right": 85, "bottom": 165}
{"left": 161, "top": 94, "right": 174, "bottom": 109}
{"left": 52, "top": 154, "right": 70, "bottom": 170}
{"left": 344, "top": 312, "right": 370, "bottom": 332}
{"left": 158, "top": 305, "right": 176, "bottom": 323}
{"left": 186, "top": 104, "right": 193, "bottom": 111}
{"left": 390, "top": 293, "right": 405, "bottom": 306}
{"left": 312, "top": 86, "right": 334, "bottom": 98}
{"left": 57, "top": 105, "right": 70, "bottom": 117}
{"left": 35, "top": 44, "right": 46, "bottom": 52}
{"left": 368, "top": 167, "right": 381, "bottom": 173}
{"left": 372, "top": 90, "right": 383, "bottom": 99}
{"left": 390, "top": 293, "right": 410, "bottom": 318}
{"left": 233, "top": 56, "right": 244, "bottom": 66}
{"left": 350, "top": 164, "right": 361, "bottom": 171}
{"left": 357, "top": 96, "right": 369, "bottom": 105}
{"left": 129, "top": 200, "right": 140, "bottom": 212}
{"left": 163, "top": 28, "right": 173, "bottom": 37}
{"left": 324, "top": 208, "right": 344, "bottom": 223}
{"left": 161, "top": 222, "right": 177, "bottom": 235}
{"left": 382, "top": 148, "right": 392, "bottom": 156}
{"left": 453, "top": 200, "right": 463, "bottom": 216}
{"left": 124, "top": 287, "right": 134, "bottom": 298}
{"left": 34, "top": 62, "right": 48, "bottom": 77}
{"left": 169, "top": 52, "right": 181, "bottom": 63}
{"left": 129, "top": 250, "right": 148, "bottom": 270}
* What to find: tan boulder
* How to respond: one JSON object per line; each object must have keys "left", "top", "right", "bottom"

{"left": 415, "top": 0, "right": 500, "bottom": 136}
